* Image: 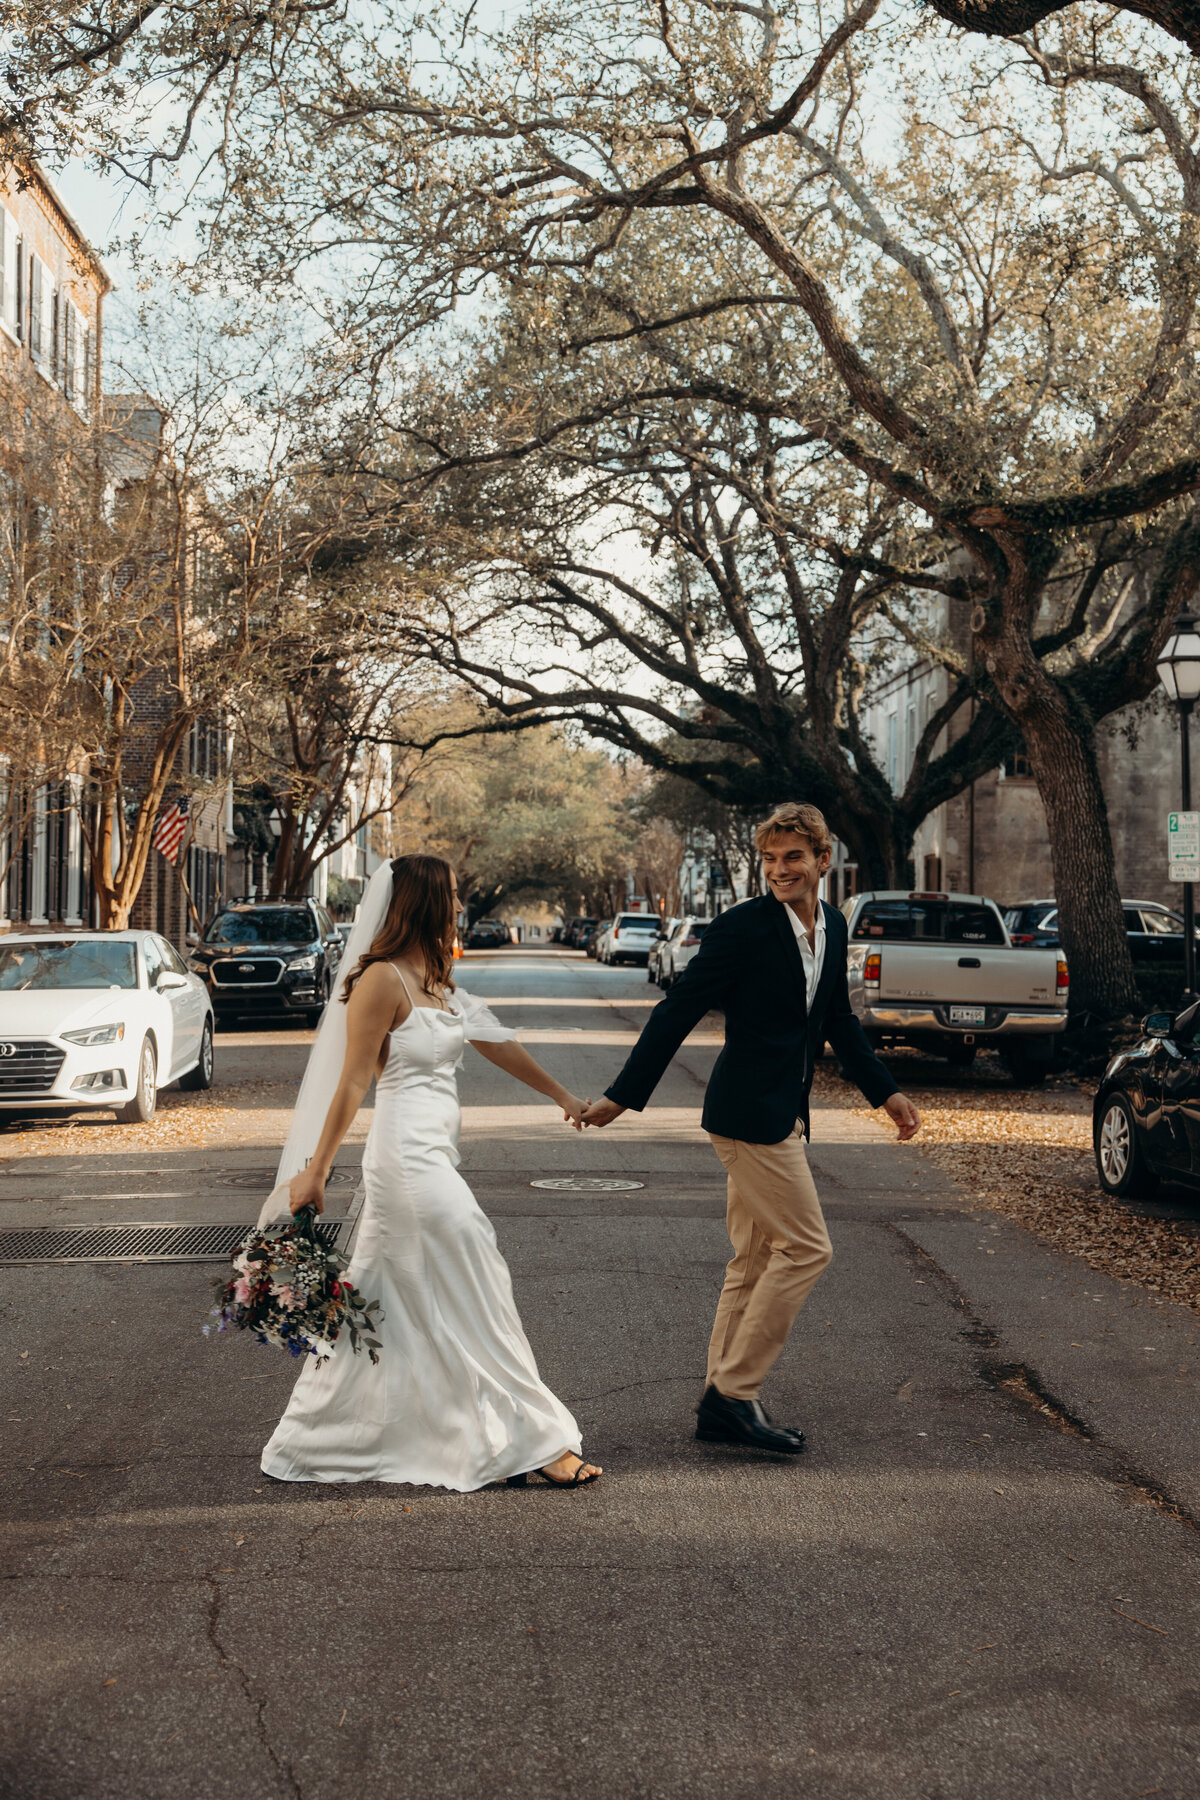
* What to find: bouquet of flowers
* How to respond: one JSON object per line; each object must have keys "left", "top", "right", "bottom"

{"left": 206, "top": 1204, "right": 382, "bottom": 1364}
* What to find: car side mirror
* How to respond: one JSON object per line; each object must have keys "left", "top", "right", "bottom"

{"left": 156, "top": 971, "right": 189, "bottom": 991}
{"left": 1142, "top": 1011, "right": 1175, "bottom": 1038}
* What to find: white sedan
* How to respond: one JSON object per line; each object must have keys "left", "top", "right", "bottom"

{"left": 0, "top": 931, "right": 214, "bottom": 1123}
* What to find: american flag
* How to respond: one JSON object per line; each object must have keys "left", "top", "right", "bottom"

{"left": 151, "top": 796, "right": 190, "bottom": 862}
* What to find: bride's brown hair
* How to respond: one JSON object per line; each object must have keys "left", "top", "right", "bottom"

{"left": 341, "top": 854, "right": 457, "bottom": 1002}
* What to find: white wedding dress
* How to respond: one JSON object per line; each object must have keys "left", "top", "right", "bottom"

{"left": 261, "top": 978, "right": 581, "bottom": 1491}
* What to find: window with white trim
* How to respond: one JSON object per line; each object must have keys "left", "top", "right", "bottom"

{"left": 28, "top": 254, "right": 52, "bottom": 365}
{"left": 64, "top": 298, "right": 88, "bottom": 412}
{"left": 0, "top": 209, "right": 17, "bottom": 335}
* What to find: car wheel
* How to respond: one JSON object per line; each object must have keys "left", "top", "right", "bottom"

{"left": 647, "top": 964, "right": 657, "bottom": 984}
{"left": 178, "top": 1019, "right": 214, "bottom": 1091}
{"left": 117, "top": 1037, "right": 158, "bottom": 1123}
{"left": 1094, "top": 1092, "right": 1159, "bottom": 1198}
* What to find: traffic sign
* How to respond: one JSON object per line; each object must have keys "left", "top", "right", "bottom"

{"left": 1168, "top": 811, "right": 1200, "bottom": 882}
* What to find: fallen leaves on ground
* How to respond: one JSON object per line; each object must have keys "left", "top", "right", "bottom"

{"left": 813, "top": 1052, "right": 1200, "bottom": 1314}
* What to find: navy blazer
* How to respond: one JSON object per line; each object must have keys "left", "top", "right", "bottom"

{"left": 604, "top": 894, "right": 899, "bottom": 1143}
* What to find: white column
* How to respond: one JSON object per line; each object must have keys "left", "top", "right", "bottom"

{"left": 64, "top": 777, "right": 83, "bottom": 925}
{"left": 29, "top": 785, "right": 49, "bottom": 925}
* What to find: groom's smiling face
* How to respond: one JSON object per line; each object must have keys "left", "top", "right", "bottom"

{"left": 760, "top": 832, "right": 830, "bottom": 910}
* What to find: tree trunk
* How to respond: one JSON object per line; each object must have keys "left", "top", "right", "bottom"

{"left": 995, "top": 674, "right": 1139, "bottom": 1020}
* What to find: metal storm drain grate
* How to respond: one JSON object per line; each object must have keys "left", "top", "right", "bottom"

{"left": 0, "top": 1221, "right": 343, "bottom": 1265}
{"left": 529, "top": 1177, "right": 645, "bottom": 1193}
{"left": 215, "top": 1169, "right": 356, "bottom": 1190}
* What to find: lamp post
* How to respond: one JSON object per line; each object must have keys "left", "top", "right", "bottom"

{"left": 1156, "top": 613, "right": 1200, "bottom": 1002}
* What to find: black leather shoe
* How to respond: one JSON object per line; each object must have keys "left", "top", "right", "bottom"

{"left": 695, "top": 1385, "right": 806, "bottom": 1454}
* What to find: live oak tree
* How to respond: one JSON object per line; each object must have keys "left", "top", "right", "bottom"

{"left": 9, "top": 0, "right": 1200, "bottom": 1015}
{"left": 254, "top": 0, "right": 1199, "bottom": 1021}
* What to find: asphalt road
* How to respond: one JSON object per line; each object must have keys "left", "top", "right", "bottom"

{"left": 2, "top": 949, "right": 1199, "bottom": 1800}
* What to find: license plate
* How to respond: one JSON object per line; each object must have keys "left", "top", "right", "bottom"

{"left": 950, "top": 1005, "right": 986, "bottom": 1025}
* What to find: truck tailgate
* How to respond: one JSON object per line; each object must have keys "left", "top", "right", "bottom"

{"left": 875, "top": 945, "right": 1060, "bottom": 1006}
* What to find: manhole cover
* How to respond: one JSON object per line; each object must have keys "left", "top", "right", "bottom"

{"left": 528, "top": 1177, "right": 645, "bottom": 1193}
{"left": 0, "top": 1221, "right": 343, "bottom": 1264}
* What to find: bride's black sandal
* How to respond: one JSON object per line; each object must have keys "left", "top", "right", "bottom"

{"left": 507, "top": 1458, "right": 601, "bottom": 1489}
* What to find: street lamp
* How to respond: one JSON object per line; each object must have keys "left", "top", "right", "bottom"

{"left": 1156, "top": 613, "right": 1200, "bottom": 1001}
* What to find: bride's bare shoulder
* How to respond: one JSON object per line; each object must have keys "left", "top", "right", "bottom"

{"left": 348, "top": 960, "right": 405, "bottom": 1006}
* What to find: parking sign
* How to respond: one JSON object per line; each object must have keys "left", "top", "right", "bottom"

{"left": 1168, "top": 811, "right": 1200, "bottom": 882}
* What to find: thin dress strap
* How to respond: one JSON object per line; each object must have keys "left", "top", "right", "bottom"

{"left": 391, "top": 961, "right": 415, "bottom": 1004}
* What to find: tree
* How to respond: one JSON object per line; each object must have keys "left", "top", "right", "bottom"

{"left": 388, "top": 710, "right": 630, "bottom": 920}
{"left": 923, "top": 0, "right": 1198, "bottom": 55}
{"left": 239, "top": 0, "right": 1197, "bottom": 1019}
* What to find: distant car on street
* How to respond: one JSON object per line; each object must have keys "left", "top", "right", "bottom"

{"left": 590, "top": 921, "right": 615, "bottom": 964}
{"left": 188, "top": 897, "right": 342, "bottom": 1028}
{"left": 1004, "top": 898, "right": 1196, "bottom": 963}
{"left": 655, "top": 916, "right": 711, "bottom": 988}
{"left": 0, "top": 930, "right": 214, "bottom": 1123}
{"left": 466, "top": 918, "right": 510, "bottom": 949}
{"left": 647, "top": 918, "right": 682, "bottom": 985}
{"left": 599, "top": 913, "right": 664, "bottom": 967}
{"left": 564, "top": 917, "right": 597, "bottom": 950}
{"left": 1094, "top": 1002, "right": 1200, "bottom": 1197}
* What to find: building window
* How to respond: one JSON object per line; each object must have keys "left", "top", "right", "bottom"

{"left": 887, "top": 712, "right": 898, "bottom": 790}
{"left": 0, "top": 209, "right": 17, "bottom": 335}
{"left": 1001, "top": 751, "right": 1033, "bottom": 780}
{"left": 923, "top": 853, "right": 943, "bottom": 890}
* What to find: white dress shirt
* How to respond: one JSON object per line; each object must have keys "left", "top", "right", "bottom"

{"left": 787, "top": 901, "right": 826, "bottom": 1010}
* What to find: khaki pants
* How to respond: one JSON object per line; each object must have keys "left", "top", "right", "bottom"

{"left": 705, "top": 1125, "right": 833, "bottom": 1401}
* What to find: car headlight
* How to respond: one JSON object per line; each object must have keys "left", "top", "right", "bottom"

{"left": 289, "top": 954, "right": 318, "bottom": 972}
{"left": 62, "top": 1022, "right": 126, "bottom": 1046}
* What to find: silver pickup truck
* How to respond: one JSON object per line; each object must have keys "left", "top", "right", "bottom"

{"left": 842, "top": 891, "right": 1068, "bottom": 1084}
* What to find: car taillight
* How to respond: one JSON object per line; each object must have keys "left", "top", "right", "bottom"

{"left": 1056, "top": 958, "right": 1069, "bottom": 990}
{"left": 864, "top": 952, "right": 881, "bottom": 985}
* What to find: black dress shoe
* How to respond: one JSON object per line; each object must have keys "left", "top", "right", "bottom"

{"left": 695, "top": 1385, "right": 806, "bottom": 1454}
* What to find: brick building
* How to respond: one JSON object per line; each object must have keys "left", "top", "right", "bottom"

{"left": 0, "top": 161, "right": 231, "bottom": 948}
{"left": 0, "top": 156, "right": 108, "bottom": 933}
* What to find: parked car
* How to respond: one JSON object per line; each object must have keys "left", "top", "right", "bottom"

{"left": 599, "top": 912, "right": 664, "bottom": 966}
{"left": 0, "top": 930, "right": 214, "bottom": 1123}
{"left": 563, "top": 916, "right": 597, "bottom": 950}
{"left": 647, "top": 917, "right": 682, "bottom": 985}
{"left": 1005, "top": 897, "right": 1197, "bottom": 963}
{"left": 656, "top": 916, "right": 711, "bottom": 988}
{"left": 1094, "top": 1003, "right": 1200, "bottom": 1197}
{"left": 187, "top": 897, "right": 342, "bottom": 1028}
{"left": 843, "top": 890, "right": 1069, "bottom": 1083}
{"left": 466, "top": 918, "right": 511, "bottom": 949}
{"left": 586, "top": 920, "right": 612, "bottom": 959}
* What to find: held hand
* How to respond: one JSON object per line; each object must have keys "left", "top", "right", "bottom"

{"left": 288, "top": 1166, "right": 327, "bottom": 1216}
{"left": 559, "top": 1091, "right": 587, "bottom": 1132}
{"left": 582, "top": 1097, "right": 626, "bottom": 1129}
{"left": 885, "top": 1093, "right": 921, "bottom": 1142}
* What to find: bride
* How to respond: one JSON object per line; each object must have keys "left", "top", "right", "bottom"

{"left": 260, "top": 853, "right": 602, "bottom": 1491}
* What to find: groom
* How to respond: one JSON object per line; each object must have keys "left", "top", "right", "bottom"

{"left": 582, "top": 802, "right": 921, "bottom": 1454}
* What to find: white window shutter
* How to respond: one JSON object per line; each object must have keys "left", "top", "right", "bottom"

{"left": 0, "top": 209, "right": 14, "bottom": 327}
{"left": 29, "top": 255, "right": 43, "bottom": 359}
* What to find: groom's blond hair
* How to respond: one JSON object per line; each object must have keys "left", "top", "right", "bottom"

{"left": 754, "top": 802, "right": 832, "bottom": 858}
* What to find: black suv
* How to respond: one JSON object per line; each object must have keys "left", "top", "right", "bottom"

{"left": 188, "top": 899, "right": 343, "bottom": 1027}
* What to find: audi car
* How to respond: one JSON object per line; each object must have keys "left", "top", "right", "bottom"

{"left": 187, "top": 898, "right": 342, "bottom": 1027}
{"left": 0, "top": 931, "right": 214, "bottom": 1123}
{"left": 1094, "top": 1002, "right": 1200, "bottom": 1198}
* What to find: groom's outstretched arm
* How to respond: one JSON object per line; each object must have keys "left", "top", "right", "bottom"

{"left": 601, "top": 914, "right": 742, "bottom": 1114}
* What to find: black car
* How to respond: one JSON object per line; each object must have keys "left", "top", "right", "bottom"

{"left": 188, "top": 898, "right": 342, "bottom": 1027}
{"left": 466, "top": 918, "right": 511, "bottom": 949}
{"left": 1093, "top": 1002, "right": 1200, "bottom": 1197}
{"left": 1006, "top": 898, "right": 1197, "bottom": 964}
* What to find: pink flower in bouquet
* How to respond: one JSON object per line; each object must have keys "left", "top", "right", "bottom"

{"left": 233, "top": 1276, "right": 252, "bottom": 1304}
{"left": 273, "top": 1284, "right": 297, "bottom": 1310}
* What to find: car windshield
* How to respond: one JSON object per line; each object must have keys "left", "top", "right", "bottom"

{"left": 1142, "top": 910, "right": 1183, "bottom": 935}
{"left": 0, "top": 939, "right": 139, "bottom": 990}
{"left": 205, "top": 910, "right": 314, "bottom": 945}
{"left": 853, "top": 900, "right": 1005, "bottom": 945}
